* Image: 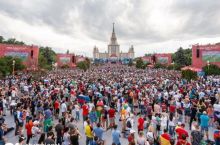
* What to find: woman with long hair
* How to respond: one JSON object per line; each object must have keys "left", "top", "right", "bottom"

{"left": 38, "top": 133, "right": 45, "bottom": 145}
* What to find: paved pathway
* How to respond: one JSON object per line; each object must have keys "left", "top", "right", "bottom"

{"left": 4, "top": 110, "right": 215, "bottom": 144}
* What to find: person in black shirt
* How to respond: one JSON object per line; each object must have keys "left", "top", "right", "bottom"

{"left": 55, "top": 119, "right": 64, "bottom": 145}
{"left": 189, "top": 104, "right": 197, "bottom": 130}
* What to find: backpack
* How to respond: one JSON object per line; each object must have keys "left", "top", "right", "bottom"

{"left": 126, "top": 119, "right": 132, "bottom": 128}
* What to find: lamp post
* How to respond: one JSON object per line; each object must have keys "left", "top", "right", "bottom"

{"left": 207, "top": 60, "right": 210, "bottom": 74}
{"left": 12, "top": 60, "right": 15, "bottom": 77}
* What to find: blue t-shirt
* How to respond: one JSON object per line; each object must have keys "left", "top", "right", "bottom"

{"left": 112, "top": 130, "right": 120, "bottom": 144}
{"left": 93, "top": 127, "right": 104, "bottom": 140}
{"left": 200, "top": 114, "right": 209, "bottom": 127}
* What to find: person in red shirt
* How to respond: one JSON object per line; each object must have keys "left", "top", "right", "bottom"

{"left": 160, "top": 129, "right": 171, "bottom": 145}
{"left": 161, "top": 102, "right": 167, "bottom": 112}
{"left": 108, "top": 106, "right": 115, "bottom": 128}
{"left": 82, "top": 102, "right": 89, "bottom": 121}
{"left": 169, "top": 102, "right": 176, "bottom": 116}
{"left": 176, "top": 134, "right": 190, "bottom": 145}
{"left": 128, "top": 130, "right": 135, "bottom": 144}
{"left": 54, "top": 99, "right": 60, "bottom": 119}
{"left": 175, "top": 123, "right": 189, "bottom": 140}
{"left": 137, "top": 115, "right": 144, "bottom": 132}
{"left": 25, "top": 117, "right": 33, "bottom": 144}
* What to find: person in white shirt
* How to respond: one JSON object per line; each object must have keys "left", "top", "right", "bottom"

{"left": 2, "top": 97, "right": 7, "bottom": 116}
{"left": 31, "top": 121, "right": 41, "bottom": 144}
{"left": 61, "top": 101, "right": 67, "bottom": 116}
{"left": 74, "top": 103, "right": 80, "bottom": 121}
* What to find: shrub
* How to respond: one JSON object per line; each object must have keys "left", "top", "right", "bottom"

{"left": 167, "top": 64, "right": 181, "bottom": 70}
{"left": 61, "top": 64, "right": 70, "bottom": 69}
{"left": 136, "top": 58, "right": 145, "bottom": 69}
{"left": 181, "top": 69, "right": 197, "bottom": 81}
{"left": 154, "top": 63, "right": 166, "bottom": 69}
{"left": 203, "top": 64, "right": 220, "bottom": 76}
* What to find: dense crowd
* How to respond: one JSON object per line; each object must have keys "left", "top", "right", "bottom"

{"left": 0, "top": 64, "right": 220, "bottom": 145}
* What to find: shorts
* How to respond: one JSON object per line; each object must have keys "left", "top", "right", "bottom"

{"left": 201, "top": 126, "right": 208, "bottom": 132}
{"left": 185, "top": 110, "right": 190, "bottom": 116}
{"left": 109, "top": 117, "right": 115, "bottom": 124}
{"left": 56, "top": 109, "right": 59, "bottom": 114}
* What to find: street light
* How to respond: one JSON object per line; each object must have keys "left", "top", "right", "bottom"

{"left": 207, "top": 60, "right": 210, "bottom": 74}
{"left": 12, "top": 60, "right": 15, "bottom": 77}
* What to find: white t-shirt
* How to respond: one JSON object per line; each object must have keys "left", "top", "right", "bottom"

{"left": 74, "top": 104, "right": 80, "bottom": 112}
{"left": 61, "top": 103, "right": 67, "bottom": 113}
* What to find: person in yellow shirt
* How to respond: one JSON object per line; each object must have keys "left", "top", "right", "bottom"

{"left": 85, "top": 120, "right": 93, "bottom": 145}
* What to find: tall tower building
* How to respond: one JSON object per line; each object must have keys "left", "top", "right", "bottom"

{"left": 93, "top": 23, "right": 135, "bottom": 62}
{"left": 108, "top": 23, "right": 120, "bottom": 58}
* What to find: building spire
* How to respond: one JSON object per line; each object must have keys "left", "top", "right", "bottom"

{"left": 113, "top": 22, "right": 115, "bottom": 33}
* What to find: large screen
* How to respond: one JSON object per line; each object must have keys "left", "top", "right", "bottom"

{"left": 157, "top": 57, "right": 168, "bottom": 63}
{"left": 5, "top": 51, "right": 29, "bottom": 61}
{"left": 202, "top": 51, "right": 220, "bottom": 62}
{"left": 60, "top": 57, "right": 70, "bottom": 64}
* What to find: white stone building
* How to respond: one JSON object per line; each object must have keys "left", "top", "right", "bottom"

{"left": 93, "top": 23, "right": 134, "bottom": 62}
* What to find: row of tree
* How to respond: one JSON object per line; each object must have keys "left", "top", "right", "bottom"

{"left": 0, "top": 36, "right": 25, "bottom": 45}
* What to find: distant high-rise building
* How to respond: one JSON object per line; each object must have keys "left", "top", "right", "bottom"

{"left": 93, "top": 23, "right": 134, "bottom": 62}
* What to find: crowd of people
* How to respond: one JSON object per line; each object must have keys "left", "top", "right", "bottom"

{"left": 0, "top": 64, "right": 220, "bottom": 145}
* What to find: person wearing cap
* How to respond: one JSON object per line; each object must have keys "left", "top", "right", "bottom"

{"left": 127, "top": 129, "right": 135, "bottom": 144}
{"left": 31, "top": 121, "right": 41, "bottom": 144}
{"left": 200, "top": 111, "right": 210, "bottom": 140}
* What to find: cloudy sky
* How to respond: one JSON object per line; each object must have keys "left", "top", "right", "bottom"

{"left": 0, "top": 0, "right": 220, "bottom": 57}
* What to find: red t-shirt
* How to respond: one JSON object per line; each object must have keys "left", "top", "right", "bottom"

{"left": 138, "top": 117, "right": 144, "bottom": 130}
{"left": 108, "top": 108, "right": 115, "bottom": 118}
{"left": 25, "top": 122, "right": 33, "bottom": 135}
{"left": 176, "top": 127, "right": 189, "bottom": 139}
{"left": 128, "top": 135, "right": 134, "bottom": 143}
{"left": 82, "top": 104, "right": 89, "bottom": 116}
{"left": 54, "top": 101, "right": 60, "bottom": 109}
{"left": 169, "top": 105, "right": 176, "bottom": 113}
{"left": 176, "top": 139, "right": 190, "bottom": 145}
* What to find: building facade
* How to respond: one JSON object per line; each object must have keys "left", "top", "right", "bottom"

{"left": 0, "top": 44, "right": 39, "bottom": 70}
{"left": 141, "top": 53, "right": 172, "bottom": 65}
{"left": 192, "top": 43, "right": 220, "bottom": 68}
{"left": 93, "top": 24, "right": 134, "bottom": 63}
{"left": 56, "top": 53, "right": 86, "bottom": 68}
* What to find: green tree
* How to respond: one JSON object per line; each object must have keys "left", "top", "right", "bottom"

{"left": 173, "top": 47, "right": 192, "bottom": 66}
{"left": 77, "top": 61, "right": 88, "bottom": 71}
{"left": 181, "top": 69, "right": 197, "bottom": 81}
{"left": 77, "top": 58, "right": 91, "bottom": 71}
{"left": 0, "top": 56, "right": 25, "bottom": 76}
{"left": 136, "top": 58, "right": 145, "bottom": 69}
{"left": 38, "top": 47, "right": 56, "bottom": 70}
{"left": 0, "top": 36, "right": 4, "bottom": 43}
{"left": 203, "top": 64, "right": 220, "bottom": 75}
